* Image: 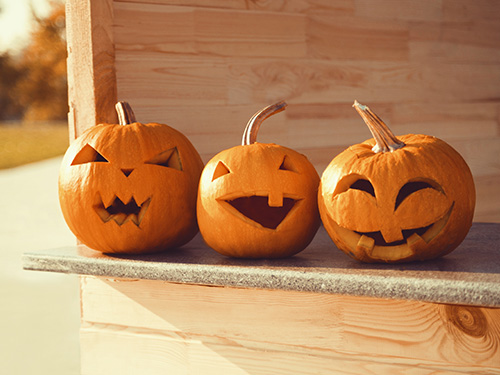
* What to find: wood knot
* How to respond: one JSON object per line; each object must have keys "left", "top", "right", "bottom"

{"left": 445, "top": 305, "right": 488, "bottom": 338}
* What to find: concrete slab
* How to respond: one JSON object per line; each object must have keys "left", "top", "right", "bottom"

{"left": 24, "top": 220, "right": 500, "bottom": 307}
{"left": 0, "top": 157, "right": 79, "bottom": 375}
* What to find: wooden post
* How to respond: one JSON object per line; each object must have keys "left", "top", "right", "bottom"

{"left": 66, "top": 0, "right": 117, "bottom": 140}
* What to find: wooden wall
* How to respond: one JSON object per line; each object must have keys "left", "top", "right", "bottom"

{"left": 67, "top": 0, "right": 500, "bottom": 222}
{"left": 80, "top": 276, "right": 500, "bottom": 374}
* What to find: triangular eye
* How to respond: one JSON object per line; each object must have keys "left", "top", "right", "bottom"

{"left": 279, "top": 155, "right": 297, "bottom": 172}
{"left": 145, "top": 147, "right": 182, "bottom": 171}
{"left": 349, "top": 179, "right": 375, "bottom": 197}
{"left": 212, "top": 161, "right": 230, "bottom": 181}
{"left": 71, "top": 144, "right": 109, "bottom": 165}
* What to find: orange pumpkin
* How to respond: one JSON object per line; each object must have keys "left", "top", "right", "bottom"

{"left": 318, "top": 101, "right": 476, "bottom": 263}
{"left": 197, "top": 101, "right": 320, "bottom": 258}
{"left": 59, "top": 102, "right": 204, "bottom": 254}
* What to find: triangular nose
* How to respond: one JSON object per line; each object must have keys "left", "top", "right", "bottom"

{"left": 121, "top": 168, "right": 134, "bottom": 177}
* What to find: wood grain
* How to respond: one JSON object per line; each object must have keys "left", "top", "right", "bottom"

{"left": 66, "top": 0, "right": 117, "bottom": 139}
{"left": 68, "top": 0, "right": 500, "bottom": 221}
{"left": 80, "top": 276, "right": 500, "bottom": 372}
{"left": 108, "top": 0, "right": 500, "bottom": 222}
{"left": 81, "top": 322, "right": 500, "bottom": 374}
{"left": 114, "top": 2, "right": 307, "bottom": 58}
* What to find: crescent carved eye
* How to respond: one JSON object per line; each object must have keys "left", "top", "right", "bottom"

{"left": 395, "top": 181, "right": 439, "bottom": 210}
{"left": 145, "top": 147, "right": 182, "bottom": 171}
{"left": 71, "top": 144, "right": 109, "bottom": 165}
{"left": 212, "top": 161, "right": 231, "bottom": 181}
{"left": 349, "top": 179, "right": 375, "bottom": 197}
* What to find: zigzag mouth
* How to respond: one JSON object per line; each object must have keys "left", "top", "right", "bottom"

{"left": 94, "top": 194, "right": 151, "bottom": 226}
{"left": 225, "top": 195, "right": 297, "bottom": 229}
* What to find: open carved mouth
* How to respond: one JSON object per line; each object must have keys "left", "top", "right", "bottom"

{"left": 332, "top": 203, "right": 454, "bottom": 261}
{"left": 355, "top": 224, "right": 433, "bottom": 247}
{"left": 224, "top": 195, "right": 297, "bottom": 229}
{"left": 94, "top": 195, "right": 151, "bottom": 226}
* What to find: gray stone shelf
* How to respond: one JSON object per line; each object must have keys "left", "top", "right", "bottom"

{"left": 23, "top": 223, "right": 500, "bottom": 307}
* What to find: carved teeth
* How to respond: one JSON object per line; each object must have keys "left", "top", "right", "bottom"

{"left": 94, "top": 195, "right": 151, "bottom": 227}
{"left": 137, "top": 197, "right": 151, "bottom": 225}
{"left": 112, "top": 212, "right": 129, "bottom": 226}
{"left": 95, "top": 206, "right": 112, "bottom": 223}
{"left": 406, "top": 233, "right": 425, "bottom": 251}
{"left": 356, "top": 234, "right": 375, "bottom": 255}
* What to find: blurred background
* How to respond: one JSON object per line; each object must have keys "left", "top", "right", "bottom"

{"left": 0, "top": 0, "right": 80, "bottom": 374}
{"left": 0, "top": 0, "right": 68, "bottom": 168}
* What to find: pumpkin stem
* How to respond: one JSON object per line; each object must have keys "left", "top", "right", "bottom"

{"left": 115, "top": 101, "right": 137, "bottom": 125}
{"left": 242, "top": 101, "right": 287, "bottom": 145}
{"left": 353, "top": 100, "right": 405, "bottom": 153}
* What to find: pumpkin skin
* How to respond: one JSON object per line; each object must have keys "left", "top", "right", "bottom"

{"left": 59, "top": 102, "right": 204, "bottom": 254}
{"left": 197, "top": 101, "right": 320, "bottom": 258}
{"left": 318, "top": 101, "right": 476, "bottom": 263}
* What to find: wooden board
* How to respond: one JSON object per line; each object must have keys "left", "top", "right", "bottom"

{"left": 66, "top": 0, "right": 117, "bottom": 139}
{"left": 80, "top": 276, "right": 500, "bottom": 374}
{"left": 65, "top": 0, "right": 500, "bottom": 220}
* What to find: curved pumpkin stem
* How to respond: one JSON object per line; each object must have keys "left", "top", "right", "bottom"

{"left": 242, "top": 101, "right": 287, "bottom": 146}
{"left": 353, "top": 100, "right": 405, "bottom": 153}
{"left": 115, "top": 101, "right": 137, "bottom": 125}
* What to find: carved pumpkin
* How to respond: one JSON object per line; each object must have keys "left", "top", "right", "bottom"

{"left": 318, "top": 101, "right": 476, "bottom": 263}
{"left": 59, "top": 102, "right": 204, "bottom": 254}
{"left": 197, "top": 101, "right": 320, "bottom": 258}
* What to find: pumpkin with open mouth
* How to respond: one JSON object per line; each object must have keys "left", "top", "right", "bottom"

{"left": 58, "top": 102, "right": 204, "bottom": 254}
{"left": 197, "top": 101, "right": 320, "bottom": 258}
{"left": 318, "top": 101, "right": 476, "bottom": 263}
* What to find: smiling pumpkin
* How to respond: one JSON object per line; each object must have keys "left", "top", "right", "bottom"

{"left": 318, "top": 101, "right": 476, "bottom": 263}
{"left": 197, "top": 101, "right": 320, "bottom": 258}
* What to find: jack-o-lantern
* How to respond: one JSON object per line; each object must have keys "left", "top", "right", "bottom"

{"left": 197, "top": 101, "right": 320, "bottom": 258}
{"left": 59, "top": 102, "right": 204, "bottom": 254}
{"left": 318, "top": 101, "right": 476, "bottom": 263}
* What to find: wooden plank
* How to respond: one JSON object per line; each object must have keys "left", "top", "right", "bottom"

{"left": 474, "top": 174, "right": 500, "bottom": 223}
{"left": 355, "top": 0, "right": 442, "bottom": 22}
{"left": 81, "top": 276, "right": 500, "bottom": 369}
{"left": 442, "top": 0, "right": 500, "bottom": 22}
{"left": 115, "top": 0, "right": 312, "bottom": 13}
{"left": 114, "top": 52, "right": 500, "bottom": 108}
{"left": 126, "top": 101, "right": 498, "bottom": 149}
{"left": 80, "top": 322, "right": 496, "bottom": 374}
{"left": 115, "top": 53, "right": 229, "bottom": 107}
{"left": 450, "top": 138, "right": 500, "bottom": 178}
{"left": 306, "top": 12, "right": 409, "bottom": 61}
{"left": 66, "top": 0, "right": 117, "bottom": 139}
{"left": 409, "top": 21, "right": 500, "bottom": 63}
{"left": 113, "top": 2, "right": 307, "bottom": 58}
{"left": 286, "top": 101, "right": 499, "bottom": 147}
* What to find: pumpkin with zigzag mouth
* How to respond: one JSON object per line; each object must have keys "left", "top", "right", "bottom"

{"left": 58, "top": 102, "right": 203, "bottom": 254}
